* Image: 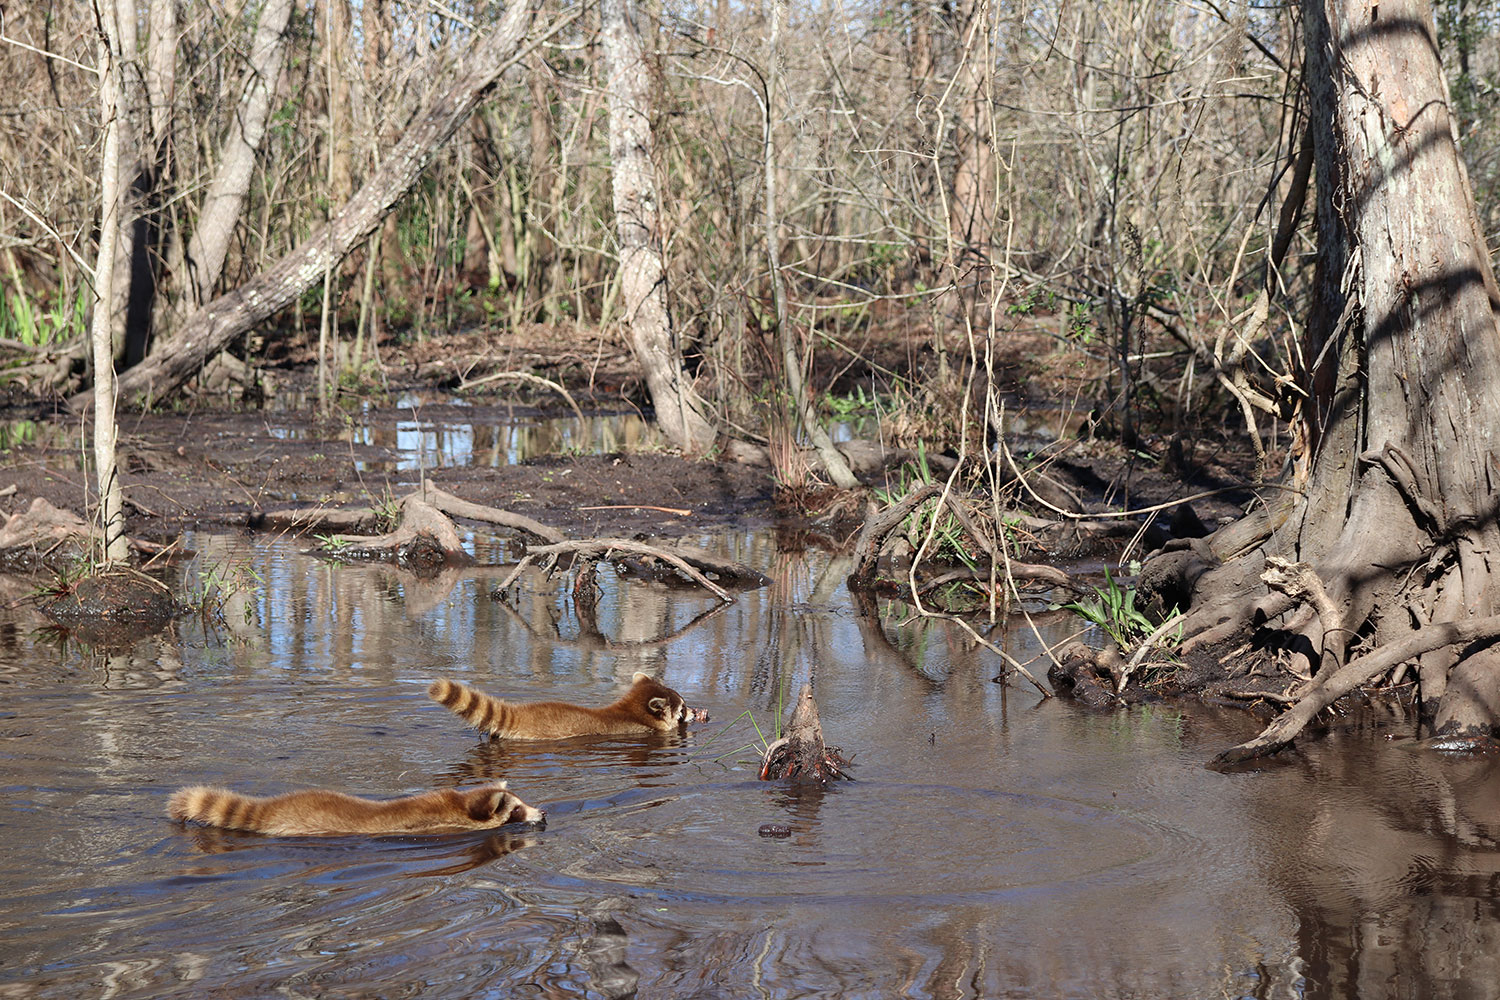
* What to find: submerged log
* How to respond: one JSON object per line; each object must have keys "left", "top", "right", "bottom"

{"left": 759, "top": 684, "right": 853, "bottom": 782}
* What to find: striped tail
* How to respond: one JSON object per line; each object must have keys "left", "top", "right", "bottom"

{"left": 168, "top": 785, "right": 261, "bottom": 832}
{"left": 428, "top": 678, "right": 508, "bottom": 736}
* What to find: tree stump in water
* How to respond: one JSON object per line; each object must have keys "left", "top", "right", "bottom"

{"left": 758, "top": 684, "right": 852, "bottom": 782}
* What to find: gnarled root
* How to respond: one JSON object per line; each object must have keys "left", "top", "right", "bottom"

{"left": 1211, "top": 616, "right": 1500, "bottom": 767}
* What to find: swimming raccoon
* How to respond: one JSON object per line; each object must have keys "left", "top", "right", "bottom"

{"left": 427, "top": 672, "right": 709, "bottom": 740}
{"left": 167, "top": 781, "right": 545, "bottom": 836}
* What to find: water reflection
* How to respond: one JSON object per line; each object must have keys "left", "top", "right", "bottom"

{"left": 1254, "top": 725, "right": 1500, "bottom": 999}
{"left": 0, "top": 532, "right": 1496, "bottom": 997}
{"left": 264, "top": 405, "right": 667, "bottom": 471}
{"left": 0, "top": 397, "right": 669, "bottom": 476}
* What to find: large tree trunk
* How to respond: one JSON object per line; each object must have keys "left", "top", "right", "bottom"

{"left": 600, "top": 0, "right": 717, "bottom": 457}
{"left": 78, "top": 4, "right": 538, "bottom": 412}
{"left": 1150, "top": 0, "right": 1500, "bottom": 755}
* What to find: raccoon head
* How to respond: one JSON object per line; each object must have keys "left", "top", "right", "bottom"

{"left": 631, "top": 672, "right": 708, "bottom": 728}
{"left": 465, "top": 781, "right": 546, "bottom": 829}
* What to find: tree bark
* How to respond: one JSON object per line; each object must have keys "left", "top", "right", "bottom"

{"left": 947, "top": 0, "right": 995, "bottom": 260}
{"left": 763, "top": 0, "right": 857, "bottom": 488}
{"left": 600, "top": 0, "right": 717, "bottom": 457}
{"left": 79, "top": 3, "right": 538, "bottom": 412}
{"left": 90, "top": 0, "right": 129, "bottom": 564}
{"left": 174, "top": 0, "right": 292, "bottom": 315}
{"left": 1152, "top": 0, "right": 1500, "bottom": 752}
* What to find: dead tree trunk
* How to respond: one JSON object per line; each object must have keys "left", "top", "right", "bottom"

{"left": 1147, "top": 0, "right": 1500, "bottom": 757}
{"left": 600, "top": 0, "right": 717, "bottom": 457}
{"left": 173, "top": 0, "right": 293, "bottom": 320}
{"left": 76, "top": 4, "right": 540, "bottom": 412}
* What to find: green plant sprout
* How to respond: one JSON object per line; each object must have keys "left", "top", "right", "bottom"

{"left": 1060, "top": 567, "right": 1169, "bottom": 651}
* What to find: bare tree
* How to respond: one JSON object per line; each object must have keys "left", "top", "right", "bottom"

{"left": 1148, "top": 0, "right": 1500, "bottom": 759}
{"left": 85, "top": 4, "right": 544, "bottom": 410}
{"left": 174, "top": 0, "right": 293, "bottom": 318}
{"left": 601, "top": 0, "right": 717, "bottom": 456}
{"left": 763, "top": 0, "right": 857, "bottom": 487}
{"left": 89, "top": 0, "right": 128, "bottom": 563}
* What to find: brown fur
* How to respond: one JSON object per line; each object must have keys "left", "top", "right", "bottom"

{"left": 428, "top": 672, "right": 704, "bottom": 740}
{"left": 167, "top": 781, "right": 545, "bottom": 836}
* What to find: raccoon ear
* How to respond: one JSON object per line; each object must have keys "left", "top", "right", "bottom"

{"left": 647, "top": 696, "right": 668, "bottom": 716}
{"left": 632, "top": 671, "right": 651, "bottom": 684}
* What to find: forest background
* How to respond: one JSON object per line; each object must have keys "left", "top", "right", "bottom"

{"left": 3, "top": 0, "right": 1491, "bottom": 459}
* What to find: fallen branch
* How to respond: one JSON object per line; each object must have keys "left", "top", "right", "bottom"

{"left": 920, "top": 561, "right": 1074, "bottom": 592}
{"left": 1218, "top": 687, "right": 1298, "bottom": 706}
{"left": 1212, "top": 614, "right": 1500, "bottom": 766}
{"left": 495, "top": 537, "right": 736, "bottom": 602}
{"left": 249, "top": 506, "right": 382, "bottom": 534}
{"left": 579, "top": 504, "right": 692, "bottom": 516}
{"left": 420, "top": 480, "right": 564, "bottom": 543}
{"left": 454, "top": 370, "right": 585, "bottom": 422}
{"left": 848, "top": 482, "right": 943, "bottom": 585}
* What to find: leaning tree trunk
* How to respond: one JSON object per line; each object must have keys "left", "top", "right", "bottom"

{"left": 1146, "top": 0, "right": 1500, "bottom": 753}
{"left": 73, "top": 3, "right": 538, "bottom": 412}
{"left": 600, "top": 0, "right": 717, "bottom": 457}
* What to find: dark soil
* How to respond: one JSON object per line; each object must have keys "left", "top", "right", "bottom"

{"left": 0, "top": 391, "right": 777, "bottom": 553}
{"left": 0, "top": 321, "right": 1261, "bottom": 570}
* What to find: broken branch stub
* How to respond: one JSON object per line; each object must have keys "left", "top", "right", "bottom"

{"left": 759, "top": 684, "right": 853, "bottom": 782}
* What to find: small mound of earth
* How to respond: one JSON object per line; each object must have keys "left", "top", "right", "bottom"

{"left": 40, "top": 568, "right": 182, "bottom": 627}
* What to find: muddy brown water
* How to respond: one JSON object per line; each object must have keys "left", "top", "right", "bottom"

{"left": 2, "top": 530, "right": 1498, "bottom": 998}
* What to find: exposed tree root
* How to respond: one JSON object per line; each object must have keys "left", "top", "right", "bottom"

{"left": 0, "top": 497, "right": 169, "bottom": 572}
{"left": 1211, "top": 616, "right": 1500, "bottom": 767}
{"left": 1259, "top": 557, "right": 1346, "bottom": 676}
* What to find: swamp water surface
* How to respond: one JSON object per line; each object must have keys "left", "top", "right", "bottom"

{"left": 1, "top": 405, "right": 1498, "bottom": 997}
{"left": 3, "top": 537, "right": 1498, "bottom": 998}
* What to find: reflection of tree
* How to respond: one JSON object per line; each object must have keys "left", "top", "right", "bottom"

{"left": 849, "top": 585, "right": 1005, "bottom": 702}
{"left": 1262, "top": 739, "right": 1500, "bottom": 997}
{"left": 575, "top": 912, "right": 640, "bottom": 1000}
{"left": 495, "top": 564, "right": 729, "bottom": 661}
{"left": 765, "top": 776, "right": 843, "bottom": 846}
